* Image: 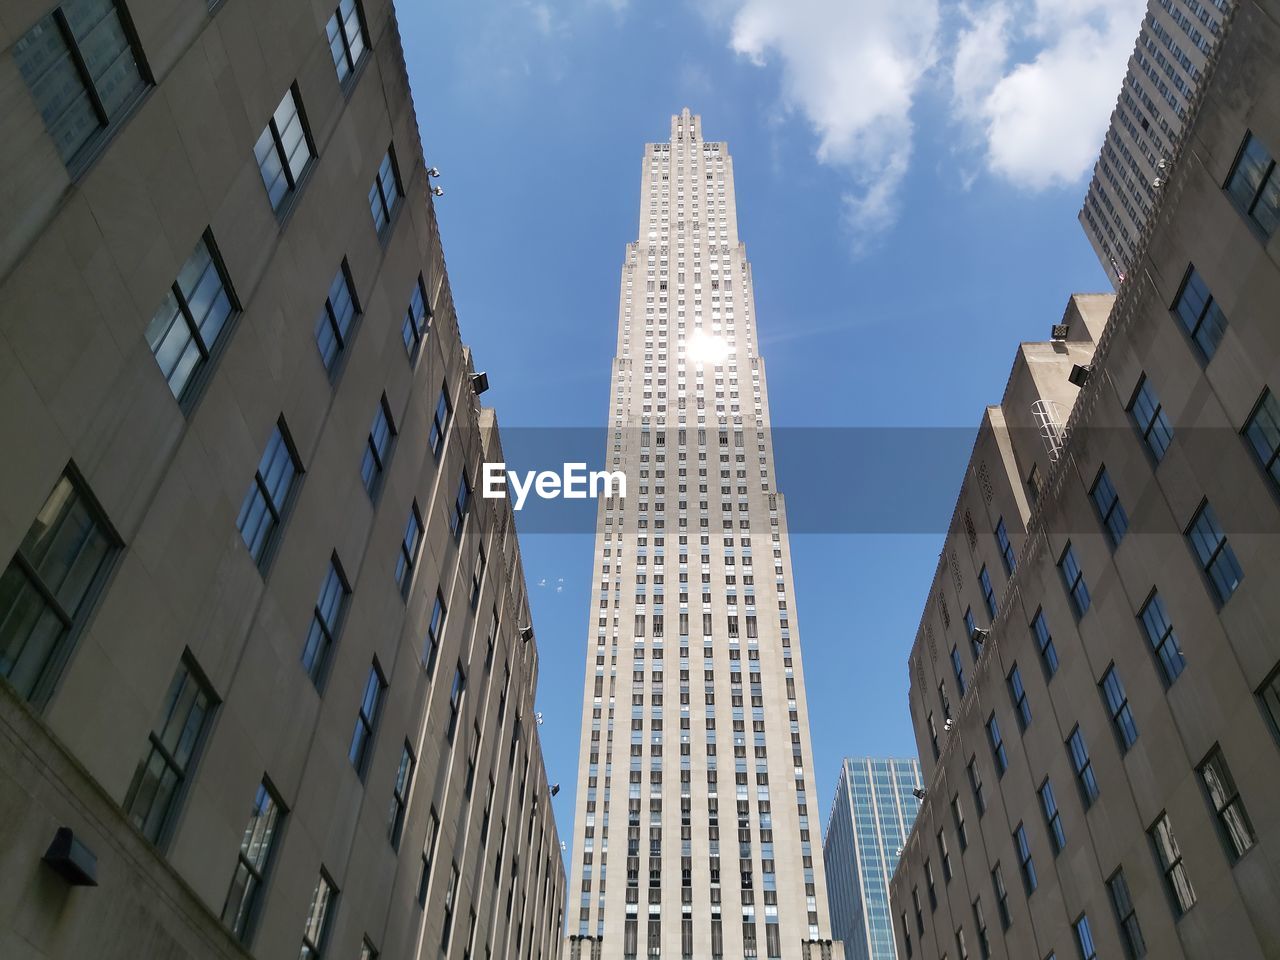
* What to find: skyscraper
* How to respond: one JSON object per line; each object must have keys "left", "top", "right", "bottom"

{"left": 565, "top": 110, "right": 840, "bottom": 960}
{"left": 1079, "top": 0, "right": 1233, "bottom": 285}
{"left": 823, "top": 759, "right": 922, "bottom": 960}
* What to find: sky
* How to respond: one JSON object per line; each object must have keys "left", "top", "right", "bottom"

{"left": 393, "top": 0, "right": 1129, "bottom": 872}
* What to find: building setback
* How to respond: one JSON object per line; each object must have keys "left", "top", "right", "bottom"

{"left": 564, "top": 111, "right": 841, "bottom": 960}
{"left": 891, "top": 1, "right": 1280, "bottom": 957}
{"left": 0, "top": 1, "right": 564, "bottom": 959}
{"left": 1079, "top": 0, "right": 1233, "bottom": 285}
{"left": 824, "top": 758, "right": 923, "bottom": 960}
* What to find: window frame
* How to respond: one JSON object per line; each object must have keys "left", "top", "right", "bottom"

{"left": 1242, "top": 387, "right": 1280, "bottom": 494}
{"left": 388, "top": 740, "right": 415, "bottom": 848}
{"left": 1196, "top": 745, "right": 1255, "bottom": 862}
{"left": 300, "top": 868, "right": 338, "bottom": 960}
{"left": 1224, "top": 130, "right": 1279, "bottom": 239}
{"left": 326, "top": 0, "right": 370, "bottom": 90}
{"left": 360, "top": 393, "right": 397, "bottom": 501}
{"left": 1185, "top": 500, "right": 1243, "bottom": 605}
{"left": 348, "top": 660, "right": 386, "bottom": 779}
{"left": 314, "top": 259, "right": 361, "bottom": 379}
{"left": 1148, "top": 811, "right": 1196, "bottom": 916}
{"left": 1138, "top": 590, "right": 1186, "bottom": 686}
{"left": 1058, "top": 542, "right": 1090, "bottom": 617}
{"left": 221, "top": 777, "right": 287, "bottom": 944}
{"left": 1101, "top": 664, "right": 1139, "bottom": 752}
{"left": 1089, "top": 466, "right": 1128, "bottom": 547}
{"left": 236, "top": 418, "right": 303, "bottom": 573}
{"left": 1128, "top": 375, "right": 1173, "bottom": 464}
{"left": 369, "top": 143, "right": 404, "bottom": 239}
{"left": 1171, "top": 263, "right": 1228, "bottom": 360}
{"left": 253, "top": 82, "right": 316, "bottom": 215}
{"left": 301, "top": 554, "right": 350, "bottom": 689}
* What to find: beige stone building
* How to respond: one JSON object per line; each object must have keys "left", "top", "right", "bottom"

{"left": 890, "top": 1, "right": 1280, "bottom": 957}
{"left": 564, "top": 111, "right": 841, "bottom": 960}
{"left": 0, "top": 1, "right": 564, "bottom": 958}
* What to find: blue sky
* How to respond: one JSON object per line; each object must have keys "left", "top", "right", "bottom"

{"left": 394, "top": 0, "right": 1124, "bottom": 866}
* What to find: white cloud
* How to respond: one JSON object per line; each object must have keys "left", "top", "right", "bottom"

{"left": 950, "top": 0, "right": 1145, "bottom": 189}
{"left": 708, "top": 0, "right": 940, "bottom": 249}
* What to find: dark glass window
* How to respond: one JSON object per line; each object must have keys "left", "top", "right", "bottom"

{"left": 0, "top": 469, "right": 117, "bottom": 703}
{"left": 402, "top": 274, "right": 432, "bottom": 358}
{"left": 221, "top": 779, "right": 284, "bottom": 941}
{"left": 1109, "top": 870, "right": 1146, "bottom": 959}
{"left": 1101, "top": 665, "right": 1138, "bottom": 751}
{"left": 13, "top": 0, "right": 148, "bottom": 168}
{"left": 1129, "top": 375, "right": 1173, "bottom": 462}
{"left": 315, "top": 261, "right": 359, "bottom": 375}
{"left": 951, "top": 645, "right": 966, "bottom": 697}
{"left": 1243, "top": 388, "right": 1280, "bottom": 490}
{"left": 418, "top": 806, "right": 440, "bottom": 906}
{"left": 995, "top": 518, "right": 1015, "bottom": 573}
{"left": 1258, "top": 662, "right": 1280, "bottom": 746}
{"left": 430, "top": 384, "right": 453, "bottom": 456}
{"left": 1040, "top": 779, "right": 1065, "bottom": 853}
{"left": 1074, "top": 914, "right": 1097, "bottom": 960}
{"left": 1032, "top": 610, "right": 1058, "bottom": 678}
{"left": 302, "top": 557, "right": 348, "bottom": 686}
{"left": 448, "top": 661, "right": 467, "bottom": 742}
{"left": 395, "top": 503, "right": 423, "bottom": 597}
{"left": 360, "top": 395, "right": 396, "bottom": 499}
{"left": 1149, "top": 812, "right": 1196, "bottom": 915}
{"left": 951, "top": 794, "right": 968, "bottom": 850}
{"left": 369, "top": 145, "right": 403, "bottom": 235}
{"left": 987, "top": 713, "right": 1007, "bottom": 776}
{"left": 965, "top": 607, "right": 982, "bottom": 660}
{"left": 1198, "top": 746, "right": 1255, "bottom": 861}
{"left": 967, "top": 756, "right": 986, "bottom": 816}
{"left": 145, "top": 231, "right": 235, "bottom": 405}
{"left": 470, "top": 547, "right": 486, "bottom": 610}
{"left": 254, "top": 84, "right": 314, "bottom": 211}
{"left": 348, "top": 662, "right": 385, "bottom": 777}
{"left": 236, "top": 420, "right": 301, "bottom": 569}
{"left": 441, "top": 862, "right": 460, "bottom": 949}
{"left": 1187, "top": 501, "right": 1243, "bottom": 604}
{"left": 451, "top": 472, "right": 471, "bottom": 541}
{"left": 1014, "top": 824, "right": 1036, "bottom": 893}
{"left": 300, "top": 870, "right": 337, "bottom": 959}
{"left": 1225, "top": 132, "right": 1279, "bottom": 238}
{"left": 325, "top": 0, "right": 367, "bottom": 85}
{"left": 388, "top": 741, "right": 415, "bottom": 847}
{"left": 1089, "top": 467, "right": 1128, "bottom": 546}
{"left": 937, "top": 829, "right": 952, "bottom": 882}
{"left": 991, "top": 864, "right": 1010, "bottom": 930}
{"left": 1007, "top": 664, "right": 1031, "bottom": 730}
{"left": 979, "top": 566, "right": 996, "bottom": 618}
{"left": 125, "top": 653, "right": 216, "bottom": 844}
{"left": 1139, "top": 591, "right": 1186, "bottom": 685}
{"left": 424, "top": 591, "right": 446, "bottom": 674}
{"left": 1058, "top": 543, "right": 1090, "bottom": 616}
{"left": 1067, "top": 727, "right": 1099, "bottom": 807}
{"left": 1173, "top": 265, "right": 1228, "bottom": 359}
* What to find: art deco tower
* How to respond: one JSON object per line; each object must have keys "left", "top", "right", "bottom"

{"left": 567, "top": 110, "right": 839, "bottom": 960}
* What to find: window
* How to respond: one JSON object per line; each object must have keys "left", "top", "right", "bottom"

{"left": 254, "top": 84, "right": 314, "bottom": 211}
{"left": 221, "top": 779, "right": 284, "bottom": 942}
{"left": 348, "top": 663, "right": 385, "bottom": 777}
{"left": 951, "top": 794, "right": 968, "bottom": 850}
{"left": 469, "top": 547, "right": 486, "bottom": 610}
{"left": 1007, "top": 665, "right": 1031, "bottom": 730}
{"left": 955, "top": 926, "right": 969, "bottom": 960}
{"left": 237, "top": 420, "right": 301, "bottom": 569}
{"left": 424, "top": 591, "right": 446, "bottom": 675}
{"left": 967, "top": 756, "right": 986, "bottom": 816}
{"left": 395, "top": 503, "right": 423, "bottom": 598}
{"left": 1243, "top": 388, "right": 1280, "bottom": 491}
{"left": 938, "top": 829, "right": 953, "bottom": 882}
{"left": 979, "top": 567, "right": 996, "bottom": 619}
{"left": 1259, "top": 663, "right": 1280, "bottom": 746}
{"left": 369, "top": 145, "right": 403, "bottom": 235}
{"left": 451, "top": 472, "right": 472, "bottom": 541}
{"left": 402, "top": 274, "right": 432, "bottom": 359}
{"left": 1058, "top": 543, "right": 1090, "bottom": 616}
{"left": 1090, "top": 467, "right": 1128, "bottom": 546}
{"left": 430, "top": 384, "right": 453, "bottom": 456}
{"left": 1105, "top": 871, "right": 1147, "bottom": 960}
{"left": 1032, "top": 610, "right": 1058, "bottom": 678}
{"left": 0, "top": 469, "right": 117, "bottom": 703}
{"left": 1173, "top": 266, "right": 1228, "bottom": 359}
{"left": 1149, "top": 812, "right": 1196, "bottom": 915}
{"left": 1074, "top": 914, "right": 1097, "bottom": 960}
{"left": 315, "top": 261, "right": 359, "bottom": 376}
{"left": 1039, "top": 780, "right": 1065, "bottom": 854}
{"left": 973, "top": 897, "right": 990, "bottom": 959}
{"left": 991, "top": 865, "right": 1010, "bottom": 931}
{"left": 359, "top": 938, "right": 378, "bottom": 960}
{"left": 1225, "top": 131, "right": 1279, "bottom": 238}
{"left": 1067, "top": 727, "right": 1099, "bottom": 807}
{"left": 987, "top": 713, "right": 1007, "bottom": 776}
{"left": 995, "top": 518, "right": 1015, "bottom": 573}
{"left": 326, "top": 0, "right": 367, "bottom": 85}
{"left": 1138, "top": 592, "right": 1186, "bottom": 685}
{"left": 441, "top": 862, "right": 460, "bottom": 949}
{"left": 13, "top": 0, "right": 148, "bottom": 169}
{"left": 951, "top": 645, "right": 966, "bottom": 697}
{"left": 301, "top": 557, "right": 348, "bottom": 687}
{"left": 300, "top": 870, "right": 337, "bottom": 959}
{"left": 1198, "top": 747, "right": 1255, "bottom": 860}
{"left": 448, "top": 662, "right": 467, "bottom": 743}
{"left": 1186, "top": 501, "right": 1243, "bottom": 604}
{"left": 1014, "top": 824, "right": 1037, "bottom": 894}
{"left": 125, "top": 653, "right": 216, "bottom": 844}
{"left": 1129, "top": 375, "right": 1173, "bottom": 462}
{"left": 145, "top": 231, "right": 236, "bottom": 405}
{"left": 925, "top": 859, "right": 937, "bottom": 909}
{"left": 418, "top": 806, "right": 440, "bottom": 906}
{"left": 360, "top": 395, "right": 396, "bottom": 499}
{"left": 1101, "top": 665, "right": 1139, "bottom": 751}
{"left": 965, "top": 607, "right": 981, "bottom": 660}
{"left": 388, "top": 741, "right": 415, "bottom": 848}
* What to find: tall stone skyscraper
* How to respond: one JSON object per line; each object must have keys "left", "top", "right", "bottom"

{"left": 566, "top": 110, "right": 840, "bottom": 960}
